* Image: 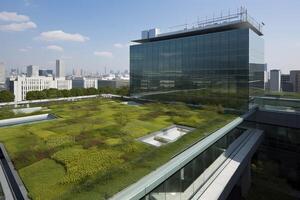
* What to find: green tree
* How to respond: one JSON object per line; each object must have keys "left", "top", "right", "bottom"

{"left": 24, "top": 86, "right": 129, "bottom": 101}
{"left": 115, "top": 86, "right": 129, "bottom": 96}
{"left": 26, "top": 91, "right": 36, "bottom": 100}
{"left": 98, "top": 86, "right": 115, "bottom": 94}
{"left": 0, "top": 90, "right": 14, "bottom": 102}
{"left": 70, "top": 88, "right": 84, "bottom": 96}
{"left": 86, "top": 88, "right": 98, "bottom": 95}
{"left": 61, "top": 89, "right": 71, "bottom": 97}
{"left": 26, "top": 91, "right": 47, "bottom": 100}
{"left": 44, "top": 88, "right": 60, "bottom": 98}
{"left": 37, "top": 91, "right": 47, "bottom": 99}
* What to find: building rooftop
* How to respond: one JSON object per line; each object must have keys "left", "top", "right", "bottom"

{"left": 133, "top": 7, "right": 263, "bottom": 44}
{"left": 0, "top": 99, "right": 237, "bottom": 199}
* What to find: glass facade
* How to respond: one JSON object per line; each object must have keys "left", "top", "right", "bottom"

{"left": 140, "top": 128, "right": 244, "bottom": 200}
{"left": 249, "top": 29, "right": 266, "bottom": 96}
{"left": 252, "top": 96, "right": 300, "bottom": 112}
{"left": 242, "top": 112, "right": 300, "bottom": 199}
{"left": 130, "top": 27, "right": 264, "bottom": 111}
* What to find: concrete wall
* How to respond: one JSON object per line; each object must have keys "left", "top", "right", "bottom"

{"left": 12, "top": 107, "right": 42, "bottom": 114}
{"left": 0, "top": 114, "right": 55, "bottom": 127}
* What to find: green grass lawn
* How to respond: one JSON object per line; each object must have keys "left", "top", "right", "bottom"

{"left": 0, "top": 98, "right": 236, "bottom": 200}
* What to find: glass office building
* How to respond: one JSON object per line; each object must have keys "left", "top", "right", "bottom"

{"left": 130, "top": 11, "right": 265, "bottom": 111}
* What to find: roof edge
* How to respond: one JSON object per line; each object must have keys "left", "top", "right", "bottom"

{"left": 132, "top": 21, "right": 262, "bottom": 44}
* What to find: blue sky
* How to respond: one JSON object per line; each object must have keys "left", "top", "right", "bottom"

{"left": 0, "top": 0, "right": 299, "bottom": 74}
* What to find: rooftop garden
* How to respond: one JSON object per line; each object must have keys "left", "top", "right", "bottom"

{"left": 0, "top": 98, "right": 236, "bottom": 199}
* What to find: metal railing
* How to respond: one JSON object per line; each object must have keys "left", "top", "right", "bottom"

{"left": 159, "top": 7, "right": 263, "bottom": 37}
{"left": 251, "top": 96, "right": 300, "bottom": 113}
{"left": 110, "top": 118, "right": 244, "bottom": 199}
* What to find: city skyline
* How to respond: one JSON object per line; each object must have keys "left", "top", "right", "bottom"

{"left": 0, "top": 3, "right": 299, "bottom": 200}
{"left": 0, "top": 0, "right": 300, "bottom": 74}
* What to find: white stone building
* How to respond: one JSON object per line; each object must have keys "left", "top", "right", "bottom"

{"left": 56, "top": 78, "right": 72, "bottom": 90}
{"left": 83, "top": 78, "right": 98, "bottom": 89}
{"left": 9, "top": 76, "right": 73, "bottom": 101}
{"left": 72, "top": 77, "right": 98, "bottom": 89}
{"left": 10, "top": 75, "right": 56, "bottom": 101}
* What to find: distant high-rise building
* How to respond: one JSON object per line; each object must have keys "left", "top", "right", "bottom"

{"left": 281, "top": 74, "right": 293, "bottom": 92}
{"left": 270, "top": 70, "right": 281, "bottom": 92}
{"left": 0, "top": 62, "right": 5, "bottom": 83}
{"left": 56, "top": 59, "right": 65, "bottom": 78}
{"left": 10, "top": 69, "right": 18, "bottom": 76}
{"left": 80, "top": 69, "right": 86, "bottom": 77}
{"left": 249, "top": 63, "right": 267, "bottom": 90}
{"left": 290, "top": 70, "right": 300, "bottom": 92}
{"left": 27, "top": 65, "right": 39, "bottom": 77}
{"left": 73, "top": 68, "right": 81, "bottom": 77}
{"left": 0, "top": 62, "right": 5, "bottom": 90}
{"left": 39, "top": 69, "right": 53, "bottom": 77}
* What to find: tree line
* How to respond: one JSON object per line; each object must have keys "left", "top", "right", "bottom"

{"left": 0, "top": 90, "right": 15, "bottom": 102}
{"left": 26, "top": 86, "right": 129, "bottom": 100}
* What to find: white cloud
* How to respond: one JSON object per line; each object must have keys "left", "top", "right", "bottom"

{"left": 38, "top": 30, "right": 89, "bottom": 42}
{"left": 114, "top": 43, "right": 124, "bottom": 48}
{"left": 46, "top": 45, "right": 64, "bottom": 52}
{"left": 0, "top": 11, "right": 30, "bottom": 22}
{"left": 0, "top": 21, "right": 37, "bottom": 31}
{"left": 94, "top": 51, "right": 113, "bottom": 58}
{"left": 0, "top": 12, "right": 36, "bottom": 32}
{"left": 19, "top": 48, "right": 28, "bottom": 52}
{"left": 19, "top": 46, "right": 32, "bottom": 52}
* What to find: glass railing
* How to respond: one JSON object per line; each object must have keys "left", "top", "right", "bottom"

{"left": 140, "top": 127, "right": 245, "bottom": 200}
{"left": 251, "top": 96, "right": 300, "bottom": 113}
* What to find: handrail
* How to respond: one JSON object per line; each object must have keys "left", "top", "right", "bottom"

{"left": 156, "top": 8, "right": 263, "bottom": 39}
{"left": 0, "top": 145, "right": 27, "bottom": 199}
{"left": 110, "top": 117, "right": 244, "bottom": 200}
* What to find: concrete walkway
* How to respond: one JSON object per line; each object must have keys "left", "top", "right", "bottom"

{"left": 0, "top": 162, "right": 14, "bottom": 199}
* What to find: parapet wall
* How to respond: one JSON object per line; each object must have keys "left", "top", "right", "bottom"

{"left": 0, "top": 114, "right": 56, "bottom": 127}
